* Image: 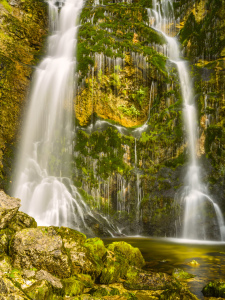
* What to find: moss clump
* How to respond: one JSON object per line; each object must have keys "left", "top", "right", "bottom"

{"left": 107, "top": 241, "right": 145, "bottom": 269}
{"left": 172, "top": 268, "right": 195, "bottom": 280}
{"left": 62, "top": 277, "right": 85, "bottom": 297}
{"left": 202, "top": 280, "right": 225, "bottom": 298}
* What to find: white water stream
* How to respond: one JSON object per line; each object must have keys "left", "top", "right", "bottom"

{"left": 11, "top": 0, "right": 93, "bottom": 229}
{"left": 147, "top": 0, "right": 225, "bottom": 240}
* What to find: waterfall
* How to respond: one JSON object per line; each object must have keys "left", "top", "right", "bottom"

{"left": 147, "top": 0, "right": 225, "bottom": 240}
{"left": 11, "top": 0, "right": 93, "bottom": 229}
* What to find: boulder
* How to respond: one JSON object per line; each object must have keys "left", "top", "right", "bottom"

{"left": 124, "top": 268, "right": 180, "bottom": 290}
{"left": 0, "top": 190, "right": 20, "bottom": 229}
{"left": 107, "top": 242, "right": 145, "bottom": 269}
{"left": 202, "top": 280, "right": 225, "bottom": 298}
{"left": 8, "top": 212, "right": 37, "bottom": 231}
{"left": 172, "top": 268, "right": 195, "bottom": 280}
{"left": 10, "top": 227, "right": 71, "bottom": 278}
{"left": 99, "top": 241, "right": 145, "bottom": 284}
{"left": 57, "top": 227, "right": 106, "bottom": 280}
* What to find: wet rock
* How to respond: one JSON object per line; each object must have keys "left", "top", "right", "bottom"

{"left": 159, "top": 287, "right": 199, "bottom": 299}
{"left": 187, "top": 260, "right": 200, "bottom": 267}
{"left": 0, "top": 191, "right": 20, "bottom": 229}
{"left": 8, "top": 212, "right": 37, "bottom": 231}
{"left": 202, "top": 280, "right": 225, "bottom": 298}
{"left": 172, "top": 268, "right": 195, "bottom": 280}
{"left": 10, "top": 227, "right": 71, "bottom": 278}
{"left": 124, "top": 268, "right": 180, "bottom": 291}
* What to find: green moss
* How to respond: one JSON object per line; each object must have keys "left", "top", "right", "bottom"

{"left": 202, "top": 280, "right": 225, "bottom": 298}
{"left": 62, "top": 277, "right": 84, "bottom": 297}
{"left": 0, "top": 0, "right": 12, "bottom": 12}
{"left": 107, "top": 241, "right": 145, "bottom": 269}
{"left": 172, "top": 268, "right": 195, "bottom": 280}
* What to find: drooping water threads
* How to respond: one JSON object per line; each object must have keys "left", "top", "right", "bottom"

{"left": 11, "top": 0, "right": 118, "bottom": 235}
{"left": 148, "top": 0, "right": 225, "bottom": 240}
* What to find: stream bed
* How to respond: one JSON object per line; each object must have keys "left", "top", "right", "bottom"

{"left": 103, "top": 237, "right": 225, "bottom": 299}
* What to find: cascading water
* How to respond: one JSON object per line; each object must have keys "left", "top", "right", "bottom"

{"left": 148, "top": 0, "right": 225, "bottom": 240}
{"left": 11, "top": 0, "right": 92, "bottom": 230}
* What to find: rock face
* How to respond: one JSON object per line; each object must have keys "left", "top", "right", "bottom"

{"left": 10, "top": 227, "right": 72, "bottom": 278}
{"left": 0, "top": 191, "right": 20, "bottom": 229}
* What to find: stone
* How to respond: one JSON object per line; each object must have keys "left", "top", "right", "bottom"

{"left": 24, "top": 279, "right": 53, "bottom": 300}
{"left": 100, "top": 250, "right": 124, "bottom": 284}
{"left": 159, "top": 287, "right": 199, "bottom": 299}
{"left": 202, "top": 280, "right": 225, "bottom": 298}
{"left": 62, "top": 277, "right": 85, "bottom": 297}
{"left": 124, "top": 268, "right": 180, "bottom": 291}
{"left": 107, "top": 242, "right": 145, "bottom": 269}
{"left": 0, "top": 255, "right": 12, "bottom": 276}
{"left": 57, "top": 227, "right": 105, "bottom": 280}
{"left": 0, "top": 229, "right": 14, "bottom": 254}
{"left": 35, "top": 270, "right": 63, "bottom": 294}
{"left": 0, "top": 191, "right": 20, "bottom": 229}
{"left": 172, "top": 268, "right": 195, "bottom": 280}
{"left": 8, "top": 212, "right": 37, "bottom": 231}
{"left": 0, "top": 276, "right": 29, "bottom": 299}
{"left": 10, "top": 227, "right": 71, "bottom": 278}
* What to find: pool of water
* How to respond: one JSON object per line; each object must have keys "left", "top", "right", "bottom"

{"left": 103, "top": 237, "right": 225, "bottom": 299}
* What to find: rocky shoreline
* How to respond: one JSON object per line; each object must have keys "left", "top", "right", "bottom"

{"left": 0, "top": 190, "right": 224, "bottom": 300}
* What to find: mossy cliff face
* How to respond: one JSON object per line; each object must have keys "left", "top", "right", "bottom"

{"left": 0, "top": 0, "right": 48, "bottom": 190}
{"left": 0, "top": 190, "right": 199, "bottom": 299}
{"left": 72, "top": 0, "right": 225, "bottom": 236}
{"left": 73, "top": 0, "right": 186, "bottom": 236}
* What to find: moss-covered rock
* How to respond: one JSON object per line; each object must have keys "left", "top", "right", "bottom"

{"left": 159, "top": 286, "right": 199, "bottom": 299}
{"left": 202, "top": 280, "right": 225, "bottom": 298}
{"left": 107, "top": 241, "right": 145, "bottom": 269}
{"left": 0, "top": 275, "right": 29, "bottom": 299}
{"left": 124, "top": 269, "right": 180, "bottom": 291}
{"left": 8, "top": 211, "right": 37, "bottom": 231}
{"left": 172, "top": 268, "right": 195, "bottom": 280}
{"left": 0, "top": 228, "right": 15, "bottom": 254}
{"left": 0, "top": 190, "right": 20, "bottom": 229}
{"left": 62, "top": 277, "right": 85, "bottom": 297}
{"left": 9, "top": 227, "right": 72, "bottom": 278}
{"left": 24, "top": 279, "right": 53, "bottom": 300}
{"left": 0, "top": 255, "right": 12, "bottom": 275}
